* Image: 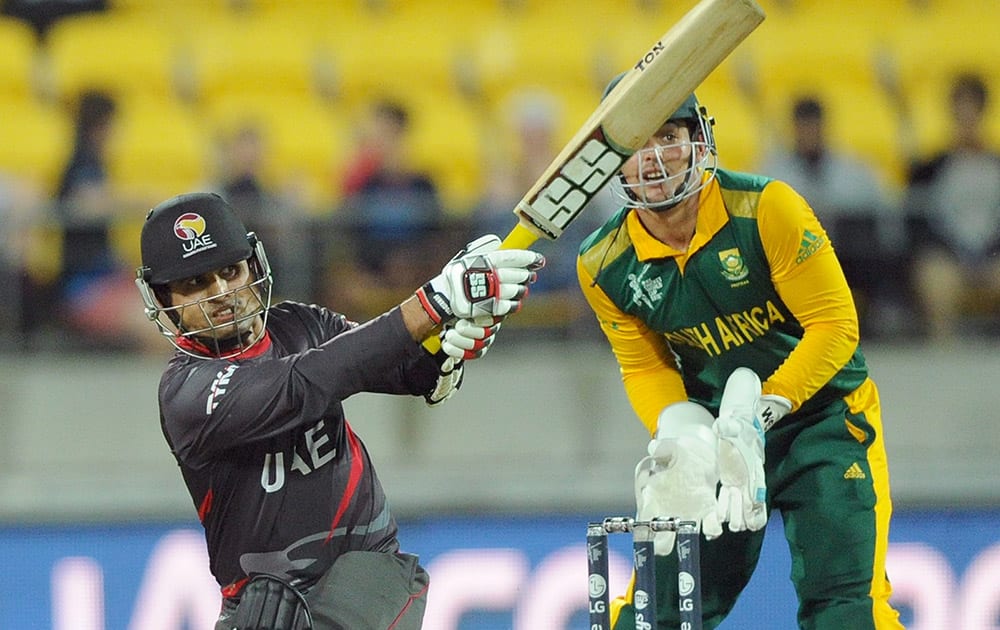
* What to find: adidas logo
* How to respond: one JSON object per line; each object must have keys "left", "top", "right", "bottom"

{"left": 844, "top": 462, "right": 866, "bottom": 480}
{"left": 795, "top": 229, "right": 826, "bottom": 263}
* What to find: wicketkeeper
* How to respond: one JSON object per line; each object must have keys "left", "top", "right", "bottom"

{"left": 576, "top": 83, "right": 904, "bottom": 629}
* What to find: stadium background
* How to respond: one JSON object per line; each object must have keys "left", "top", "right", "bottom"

{"left": 1, "top": 0, "right": 999, "bottom": 628}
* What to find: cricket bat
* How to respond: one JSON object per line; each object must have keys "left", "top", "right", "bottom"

{"left": 425, "top": 0, "right": 766, "bottom": 352}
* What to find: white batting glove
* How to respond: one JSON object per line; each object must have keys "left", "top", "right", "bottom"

{"left": 440, "top": 316, "right": 502, "bottom": 360}
{"left": 714, "top": 367, "right": 769, "bottom": 533}
{"left": 415, "top": 234, "right": 545, "bottom": 326}
{"left": 635, "top": 401, "right": 723, "bottom": 555}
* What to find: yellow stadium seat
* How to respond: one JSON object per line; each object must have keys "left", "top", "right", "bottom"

{"left": 183, "top": 11, "right": 324, "bottom": 107}
{"left": 0, "top": 17, "right": 39, "bottom": 102}
{"left": 465, "top": 1, "right": 622, "bottom": 107}
{"left": 106, "top": 96, "right": 211, "bottom": 201}
{"left": 43, "top": 12, "right": 180, "bottom": 103}
{"left": 318, "top": 4, "right": 471, "bottom": 109}
{"left": 0, "top": 100, "right": 73, "bottom": 193}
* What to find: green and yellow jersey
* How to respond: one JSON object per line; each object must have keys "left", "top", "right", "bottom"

{"left": 577, "top": 169, "right": 868, "bottom": 435}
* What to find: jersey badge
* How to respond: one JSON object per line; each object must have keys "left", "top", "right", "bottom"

{"left": 718, "top": 248, "right": 749, "bottom": 283}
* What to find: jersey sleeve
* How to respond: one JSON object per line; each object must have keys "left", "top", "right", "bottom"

{"left": 160, "top": 307, "right": 435, "bottom": 467}
{"left": 756, "top": 181, "right": 860, "bottom": 410}
{"left": 577, "top": 258, "right": 687, "bottom": 435}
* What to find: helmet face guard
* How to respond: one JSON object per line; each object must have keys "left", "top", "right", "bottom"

{"left": 610, "top": 96, "right": 718, "bottom": 211}
{"left": 136, "top": 236, "right": 273, "bottom": 359}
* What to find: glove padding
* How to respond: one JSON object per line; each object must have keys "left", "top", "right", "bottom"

{"left": 440, "top": 316, "right": 502, "bottom": 360}
{"left": 424, "top": 355, "right": 464, "bottom": 407}
{"left": 714, "top": 367, "right": 768, "bottom": 533}
{"left": 415, "top": 234, "right": 545, "bottom": 325}
{"left": 635, "top": 401, "right": 723, "bottom": 555}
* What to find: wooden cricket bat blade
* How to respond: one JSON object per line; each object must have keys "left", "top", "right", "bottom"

{"left": 513, "top": 0, "right": 765, "bottom": 242}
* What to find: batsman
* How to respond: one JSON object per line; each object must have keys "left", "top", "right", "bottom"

{"left": 576, "top": 80, "right": 905, "bottom": 629}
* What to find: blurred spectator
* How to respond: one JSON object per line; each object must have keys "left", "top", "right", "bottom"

{"left": 902, "top": 73, "right": 1000, "bottom": 340}
{"left": 208, "top": 123, "right": 314, "bottom": 300}
{"left": 757, "top": 95, "right": 908, "bottom": 339}
{"left": 469, "top": 89, "right": 610, "bottom": 338}
{"left": 53, "top": 90, "right": 159, "bottom": 352}
{"left": 0, "top": 171, "right": 46, "bottom": 348}
{"left": 2, "top": 0, "right": 105, "bottom": 37}
{"left": 323, "top": 100, "right": 451, "bottom": 319}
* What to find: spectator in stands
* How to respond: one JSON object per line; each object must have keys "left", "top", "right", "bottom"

{"left": 469, "top": 89, "right": 610, "bottom": 337}
{"left": 209, "top": 123, "right": 314, "bottom": 299}
{"left": 324, "top": 100, "right": 449, "bottom": 319}
{"left": 757, "top": 95, "right": 906, "bottom": 338}
{"left": 54, "top": 89, "right": 158, "bottom": 351}
{"left": 902, "top": 73, "right": 1000, "bottom": 340}
{"left": 0, "top": 170, "right": 45, "bottom": 348}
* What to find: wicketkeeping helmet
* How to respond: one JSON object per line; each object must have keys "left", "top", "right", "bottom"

{"left": 603, "top": 73, "right": 718, "bottom": 211}
{"left": 135, "top": 192, "right": 273, "bottom": 358}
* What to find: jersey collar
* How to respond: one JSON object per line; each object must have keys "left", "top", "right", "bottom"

{"left": 177, "top": 330, "right": 272, "bottom": 360}
{"left": 628, "top": 175, "right": 729, "bottom": 264}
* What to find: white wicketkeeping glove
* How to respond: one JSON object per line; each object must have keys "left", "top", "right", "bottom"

{"left": 714, "top": 367, "right": 783, "bottom": 533}
{"left": 439, "top": 316, "right": 503, "bottom": 360}
{"left": 635, "top": 401, "right": 723, "bottom": 555}
{"left": 415, "top": 235, "right": 545, "bottom": 326}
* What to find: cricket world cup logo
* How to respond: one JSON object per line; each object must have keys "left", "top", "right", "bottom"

{"left": 173, "top": 212, "right": 217, "bottom": 258}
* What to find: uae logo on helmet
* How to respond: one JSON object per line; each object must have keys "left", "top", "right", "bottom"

{"left": 173, "top": 212, "right": 217, "bottom": 258}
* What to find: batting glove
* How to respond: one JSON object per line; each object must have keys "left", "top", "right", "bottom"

{"left": 440, "top": 316, "right": 503, "bottom": 361}
{"left": 425, "top": 355, "right": 464, "bottom": 407}
{"left": 415, "top": 235, "right": 545, "bottom": 326}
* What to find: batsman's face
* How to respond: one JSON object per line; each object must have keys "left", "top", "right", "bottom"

{"left": 167, "top": 260, "right": 264, "bottom": 340}
{"left": 621, "top": 123, "right": 697, "bottom": 203}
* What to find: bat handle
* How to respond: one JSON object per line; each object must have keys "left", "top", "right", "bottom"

{"left": 419, "top": 222, "right": 542, "bottom": 354}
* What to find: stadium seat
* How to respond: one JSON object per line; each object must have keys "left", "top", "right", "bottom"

{"left": 105, "top": 96, "right": 211, "bottom": 202}
{"left": 318, "top": 3, "right": 471, "bottom": 109}
{"left": 43, "top": 11, "right": 180, "bottom": 104}
{"left": 0, "top": 16, "right": 39, "bottom": 102}
{"left": 467, "top": 3, "right": 614, "bottom": 106}
{"left": 182, "top": 10, "right": 325, "bottom": 107}
{"left": 0, "top": 99, "right": 73, "bottom": 194}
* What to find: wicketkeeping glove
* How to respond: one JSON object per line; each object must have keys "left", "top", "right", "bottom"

{"left": 714, "top": 367, "right": 771, "bottom": 533}
{"left": 635, "top": 401, "right": 723, "bottom": 555}
{"left": 415, "top": 235, "right": 545, "bottom": 326}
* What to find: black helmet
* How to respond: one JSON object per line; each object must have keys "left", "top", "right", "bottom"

{"left": 139, "top": 192, "right": 255, "bottom": 285}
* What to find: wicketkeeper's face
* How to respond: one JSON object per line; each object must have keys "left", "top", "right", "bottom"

{"left": 620, "top": 122, "right": 701, "bottom": 205}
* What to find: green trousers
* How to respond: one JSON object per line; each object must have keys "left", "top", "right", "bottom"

{"left": 612, "top": 379, "right": 903, "bottom": 630}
